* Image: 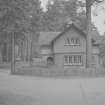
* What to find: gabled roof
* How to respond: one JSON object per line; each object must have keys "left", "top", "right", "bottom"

{"left": 52, "top": 23, "right": 86, "bottom": 42}
{"left": 39, "top": 32, "right": 60, "bottom": 46}
{"left": 39, "top": 22, "right": 101, "bottom": 46}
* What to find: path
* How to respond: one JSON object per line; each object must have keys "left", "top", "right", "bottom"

{"left": 0, "top": 71, "right": 105, "bottom": 105}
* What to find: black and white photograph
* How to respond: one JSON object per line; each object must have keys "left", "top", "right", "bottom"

{"left": 0, "top": 0, "right": 105, "bottom": 105}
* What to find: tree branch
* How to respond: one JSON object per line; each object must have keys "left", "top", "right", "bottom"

{"left": 86, "top": 0, "right": 104, "bottom": 7}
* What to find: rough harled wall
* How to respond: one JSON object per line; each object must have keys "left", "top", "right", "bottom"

{"left": 54, "top": 53, "right": 86, "bottom": 69}
{"left": 53, "top": 27, "right": 86, "bottom": 69}
{"left": 53, "top": 28, "right": 86, "bottom": 54}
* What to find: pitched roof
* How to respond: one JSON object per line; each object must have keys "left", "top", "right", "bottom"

{"left": 39, "top": 23, "right": 101, "bottom": 46}
{"left": 39, "top": 32, "right": 61, "bottom": 45}
{"left": 52, "top": 23, "right": 86, "bottom": 42}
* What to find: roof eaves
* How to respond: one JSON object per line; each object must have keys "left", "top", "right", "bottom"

{"left": 52, "top": 23, "right": 86, "bottom": 43}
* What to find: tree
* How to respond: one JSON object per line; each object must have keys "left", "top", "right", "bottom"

{"left": 0, "top": 0, "right": 25, "bottom": 73}
{"left": 22, "top": 0, "right": 42, "bottom": 62}
{"left": 0, "top": 0, "right": 42, "bottom": 73}
{"left": 41, "top": 0, "right": 77, "bottom": 31}
{"left": 85, "top": 0, "right": 104, "bottom": 68}
{"left": 76, "top": 0, "right": 104, "bottom": 68}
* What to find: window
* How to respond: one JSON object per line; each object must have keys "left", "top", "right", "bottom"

{"left": 64, "top": 55, "right": 82, "bottom": 65}
{"left": 65, "top": 37, "right": 80, "bottom": 46}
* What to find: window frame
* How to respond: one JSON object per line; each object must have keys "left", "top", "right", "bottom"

{"left": 64, "top": 55, "right": 83, "bottom": 66}
{"left": 64, "top": 37, "right": 80, "bottom": 46}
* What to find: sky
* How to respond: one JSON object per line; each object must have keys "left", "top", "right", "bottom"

{"left": 40, "top": 0, "right": 105, "bottom": 35}
{"left": 40, "top": 0, "right": 48, "bottom": 11}
{"left": 92, "top": 2, "right": 105, "bottom": 35}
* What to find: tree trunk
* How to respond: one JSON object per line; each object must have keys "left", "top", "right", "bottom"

{"left": 26, "top": 38, "right": 28, "bottom": 61}
{"left": 21, "top": 40, "right": 26, "bottom": 61}
{"left": 30, "top": 33, "right": 33, "bottom": 65}
{"left": 6, "top": 43, "right": 9, "bottom": 63}
{"left": 26, "top": 33, "right": 32, "bottom": 62}
{"left": 27, "top": 37, "right": 31, "bottom": 62}
{"left": 11, "top": 32, "right": 15, "bottom": 74}
{"left": 0, "top": 44, "right": 3, "bottom": 63}
{"left": 20, "top": 41, "right": 23, "bottom": 61}
{"left": 86, "top": 0, "right": 92, "bottom": 68}
{"left": 24, "top": 39, "right": 27, "bottom": 61}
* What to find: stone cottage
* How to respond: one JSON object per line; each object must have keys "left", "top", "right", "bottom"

{"left": 39, "top": 22, "right": 101, "bottom": 69}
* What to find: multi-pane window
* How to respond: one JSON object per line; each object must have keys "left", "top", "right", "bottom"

{"left": 64, "top": 55, "right": 82, "bottom": 65}
{"left": 65, "top": 37, "right": 80, "bottom": 46}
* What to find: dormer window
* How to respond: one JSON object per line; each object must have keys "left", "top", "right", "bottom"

{"left": 65, "top": 37, "right": 80, "bottom": 46}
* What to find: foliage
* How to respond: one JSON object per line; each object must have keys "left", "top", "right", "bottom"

{"left": 0, "top": 0, "right": 42, "bottom": 41}
{"left": 0, "top": 0, "right": 42, "bottom": 62}
{"left": 41, "top": 0, "right": 77, "bottom": 31}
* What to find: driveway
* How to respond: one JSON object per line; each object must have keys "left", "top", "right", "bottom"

{"left": 0, "top": 71, "right": 105, "bottom": 105}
